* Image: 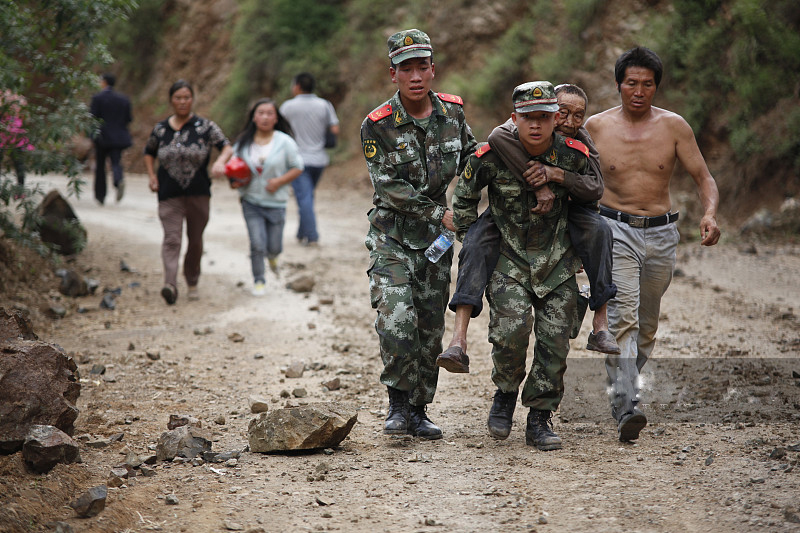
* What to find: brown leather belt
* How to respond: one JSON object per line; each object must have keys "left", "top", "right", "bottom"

{"left": 599, "top": 206, "right": 679, "bottom": 228}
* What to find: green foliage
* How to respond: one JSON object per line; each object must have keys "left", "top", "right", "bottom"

{"left": 213, "top": 0, "right": 346, "bottom": 136}
{"left": 662, "top": 0, "right": 800, "bottom": 165}
{"left": 0, "top": 0, "right": 134, "bottom": 252}
{"left": 103, "top": 0, "right": 176, "bottom": 88}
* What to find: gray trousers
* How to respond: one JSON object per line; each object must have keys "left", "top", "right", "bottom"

{"left": 604, "top": 218, "right": 679, "bottom": 421}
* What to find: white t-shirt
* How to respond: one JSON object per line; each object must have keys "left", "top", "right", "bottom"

{"left": 280, "top": 93, "right": 339, "bottom": 167}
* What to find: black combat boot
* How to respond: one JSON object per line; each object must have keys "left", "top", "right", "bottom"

{"left": 525, "top": 409, "right": 562, "bottom": 451}
{"left": 408, "top": 404, "right": 442, "bottom": 440}
{"left": 384, "top": 387, "right": 409, "bottom": 435}
{"left": 487, "top": 389, "right": 518, "bottom": 440}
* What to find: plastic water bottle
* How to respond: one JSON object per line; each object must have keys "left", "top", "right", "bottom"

{"left": 580, "top": 284, "right": 590, "bottom": 298}
{"left": 425, "top": 229, "right": 455, "bottom": 263}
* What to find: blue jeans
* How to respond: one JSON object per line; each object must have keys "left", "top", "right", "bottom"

{"left": 291, "top": 165, "right": 325, "bottom": 243}
{"left": 241, "top": 200, "right": 286, "bottom": 283}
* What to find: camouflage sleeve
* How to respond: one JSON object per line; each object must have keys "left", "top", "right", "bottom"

{"left": 561, "top": 126, "right": 603, "bottom": 202}
{"left": 360, "top": 118, "right": 446, "bottom": 224}
{"left": 457, "top": 110, "right": 478, "bottom": 175}
{"left": 452, "top": 152, "right": 489, "bottom": 242}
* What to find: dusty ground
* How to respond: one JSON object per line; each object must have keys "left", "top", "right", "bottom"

{"left": 1, "top": 167, "right": 799, "bottom": 533}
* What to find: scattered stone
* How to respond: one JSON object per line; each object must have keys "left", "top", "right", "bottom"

{"left": 705, "top": 455, "right": 714, "bottom": 466}
{"left": 228, "top": 332, "right": 245, "bottom": 343}
{"left": 214, "top": 415, "right": 226, "bottom": 425}
{"left": 0, "top": 336, "right": 80, "bottom": 453}
{"left": 69, "top": 485, "right": 107, "bottom": 518}
{"left": 142, "top": 454, "right": 157, "bottom": 465}
{"left": 156, "top": 425, "right": 212, "bottom": 461}
{"left": 285, "top": 361, "right": 305, "bottom": 378}
{"left": 56, "top": 269, "right": 89, "bottom": 297}
{"left": 85, "top": 438, "right": 111, "bottom": 449}
{"left": 319, "top": 297, "right": 334, "bottom": 305}
{"left": 286, "top": 274, "right": 315, "bottom": 293}
{"left": 45, "top": 304, "right": 67, "bottom": 319}
{"left": 249, "top": 396, "right": 270, "bottom": 414}
{"left": 167, "top": 414, "right": 201, "bottom": 430}
{"left": 253, "top": 353, "right": 265, "bottom": 359}
{"left": 140, "top": 465, "right": 156, "bottom": 477}
{"left": 36, "top": 190, "right": 87, "bottom": 255}
{"left": 165, "top": 493, "right": 179, "bottom": 505}
{"left": 99, "top": 292, "right": 116, "bottom": 310}
{"left": 224, "top": 521, "right": 244, "bottom": 531}
{"left": 119, "top": 259, "right": 134, "bottom": 272}
{"left": 322, "top": 378, "right": 341, "bottom": 391}
{"left": 770, "top": 447, "right": 787, "bottom": 460}
{"left": 90, "top": 363, "right": 106, "bottom": 375}
{"left": 785, "top": 508, "right": 800, "bottom": 524}
{"left": 109, "top": 432, "right": 124, "bottom": 443}
{"left": 245, "top": 529, "right": 267, "bottom": 533}
{"left": 46, "top": 521, "right": 75, "bottom": 533}
{"left": 124, "top": 451, "right": 143, "bottom": 469}
{"left": 248, "top": 402, "right": 358, "bottom": 452}
{"left": 202, "top": 450, "right": 241, "bottom": 463}
{"left": 292, "top": 388, "right": 308, "bottom": 398}
{"left": 22, "top": 425, "right": 81, "bottom": 473}
{"left": 146, "top": 350, "right": 161, "bottom": 361}
{"left": 280, "top": 390, "right": 291, "bottom": 398}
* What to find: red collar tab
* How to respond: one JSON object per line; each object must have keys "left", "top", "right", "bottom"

{"left": 475, "top": 143, "right": 492, "bottom": 158}
{"left": 565, "top": 138, "right": 589, "bottom": 157}
{"left": 369, "top": 104, "right": 393, "bottom": 122}
{"left": 437, "top": 93, "right": 464, "bottom": 106}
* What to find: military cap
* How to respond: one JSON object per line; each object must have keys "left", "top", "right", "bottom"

{"left": 512, "top": 81, "right": 559, "bottom": 113}
{"left": 387, "top": 29, "right": 432, "bottom": 65}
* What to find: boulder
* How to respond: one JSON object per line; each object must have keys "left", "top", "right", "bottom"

{"left": 0, "top": 307, "right": 38, "bottom": 342}
{"left": 167, "top": 413, "right": 201, "bottom": 430}
{"left": 248, "top": 402, "right": 357, "bottom": 452}
{"left": 156, "top": 425, "right": 212, "bottom": 461}
{"left": 69, "top": 485, "right": 107, "bottom": 518}
{"left": 36, "top": 190, "right": 87, "bottom": 255}
{"left": 22, "top": 424, "right": 81, "bottom": 473}
{"left": 56, "top": 269, "right": 89, "bottom": 297}
{"left": 286, "top": 274, "right": 315, "bottom": 293}
{"left": 0, "top": 338, "right": 80, "bottom": 454}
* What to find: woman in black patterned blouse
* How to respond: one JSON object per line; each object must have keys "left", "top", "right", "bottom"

{"left": 144, "top": 80, "right": 232, "bottom": 305}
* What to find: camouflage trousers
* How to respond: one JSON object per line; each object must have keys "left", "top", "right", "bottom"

{"left": 365, "top": 227, "right": 453, "bottom": 406}
{"left": 487, "top": 268, "right": 577, "bottom": 411}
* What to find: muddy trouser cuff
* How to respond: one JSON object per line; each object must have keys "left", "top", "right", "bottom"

{"left": 568, "top": 202, "right": 617, "bottom": 310}
{"left": 448, "top": 209, "right": 501, "bottom": 318}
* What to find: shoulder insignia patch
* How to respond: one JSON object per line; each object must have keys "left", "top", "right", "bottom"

{"left": 369, "top": 104, "right": 392, "bottom": 122}
{"left": 474, "top": 143, "right": 492, "bottom": 158}
{"left": 565, "top": 138, "right": 590, "bottom": 158}
{"left": 437, "top": 93, "right": 464, "bottom": 106}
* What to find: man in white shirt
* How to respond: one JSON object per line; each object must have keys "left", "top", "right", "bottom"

{"left": 279, "top": 73, "right": 340, "bottom": 246}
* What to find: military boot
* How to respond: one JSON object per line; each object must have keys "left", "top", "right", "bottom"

{"left": 384, "top": 387, "right": 409, "bottom": 435}
{"left": 408, "top": 404, "right": 443, "bottom": 440}
{"left": 525, "top": 409, "right": 562, "bottom": 451}
{"left": 487, "top": 389, "right": 518, "bottom": 440}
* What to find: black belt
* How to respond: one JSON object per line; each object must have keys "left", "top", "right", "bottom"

{"left": 599, "top": 206, "right": 679, "bottom": 228}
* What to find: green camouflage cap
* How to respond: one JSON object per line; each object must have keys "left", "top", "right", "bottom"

{"left": 387, "top": 29, "right": 432, "bottom": 65}
{"left": 512, "top": 81, "right": 559, "bottom": 113}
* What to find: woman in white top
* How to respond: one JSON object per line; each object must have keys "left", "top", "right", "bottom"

{"left": 222, "top": 98, "right": 304, "bottom": 296}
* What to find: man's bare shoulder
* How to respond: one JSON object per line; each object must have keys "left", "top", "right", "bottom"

{"left": 585, "top": 106, "right": 622, "bottom": 129}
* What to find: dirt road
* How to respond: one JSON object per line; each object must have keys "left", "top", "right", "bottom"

{"left": 2, "top": 170, "right": 799, "bottom": 532}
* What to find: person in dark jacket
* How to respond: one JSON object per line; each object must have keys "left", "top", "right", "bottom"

{"left": 90, "top": 73, "right": 132, "bottom": 204}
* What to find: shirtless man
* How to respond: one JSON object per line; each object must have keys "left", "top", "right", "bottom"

{"left": 585, "top": 46, "right": 721, "bottom": 442}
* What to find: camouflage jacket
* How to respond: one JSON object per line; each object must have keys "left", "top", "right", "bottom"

{"left": 361, "top": 90, "right": 477, "bottom": 249}
{"left": 452, "top": 134, "right": 589, "bottom": 297}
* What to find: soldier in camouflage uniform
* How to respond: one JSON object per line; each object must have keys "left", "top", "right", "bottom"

{"left": 452, "top": 81, "right": 595, "bottom": 450}
{"left": 360, "top": 29, "right": 477, "bottom": 440}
